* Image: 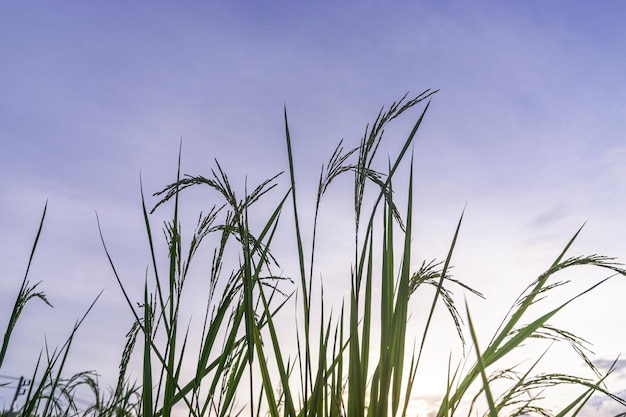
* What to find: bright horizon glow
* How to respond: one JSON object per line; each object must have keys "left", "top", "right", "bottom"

{"left": 1, "top": 2, "right": 626, "bottom": 416}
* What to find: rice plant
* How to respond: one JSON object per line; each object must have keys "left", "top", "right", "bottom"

{"left": 1, "top": 205, "right": 141, "bottom": 417}
{"left": 3, "top": 91, "right": 626, "bottom": 417}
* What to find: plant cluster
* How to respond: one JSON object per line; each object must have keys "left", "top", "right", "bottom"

{"left": 2, "top": 91, "right": 626, "bottom": 417}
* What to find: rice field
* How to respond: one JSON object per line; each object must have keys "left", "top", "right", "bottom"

{"left": 2, "top": 91, "right": 625, "bottom": 417}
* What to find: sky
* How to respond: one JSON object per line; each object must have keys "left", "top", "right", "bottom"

{"left": 1, "top": 1, "right": 626, "bottom": 416}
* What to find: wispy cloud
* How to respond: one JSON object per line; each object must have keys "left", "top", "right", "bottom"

{"left": 579, "top": 389, "right": 626, "bottom": 417}
{"left": 594, "top": 358, "right": 626, "bottom": 374}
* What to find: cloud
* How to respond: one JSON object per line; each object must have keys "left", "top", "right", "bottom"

{"left": 527, "top": 201, "right": 573, "bottom": 229}
{"left": 594, "top": 358, "right": 626, "bottom": 374}
{"left": 577, "top": 359, "right": 626, "bottom": 417}
{"left": 579, "top": 389, "right": 626, "bottom": 417}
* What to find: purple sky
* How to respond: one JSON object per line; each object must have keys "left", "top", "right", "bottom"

{"left": 1, "top": 2, "right": 626, "bottom": 415}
